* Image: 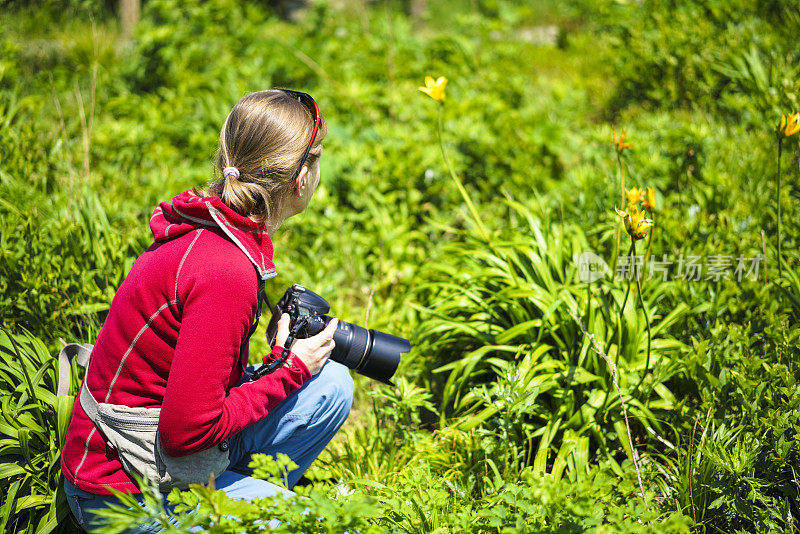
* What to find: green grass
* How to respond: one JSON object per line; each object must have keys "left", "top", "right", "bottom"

{"left": 1, "top": 0, "right": 799, "bottom": 532}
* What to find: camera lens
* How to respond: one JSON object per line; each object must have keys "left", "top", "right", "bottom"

{"left": 328, "top": 319, "right": 370, "bottom": 370}
{"left": 363, "top": 330, "right": 410, "bottom": 385}
{"left": 325, "top": 317, "right": 409, "bottom": 385}
{"left": 265, "top": 285, "right": 410, "bottom": 385}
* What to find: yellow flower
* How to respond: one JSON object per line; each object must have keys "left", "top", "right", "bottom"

{"left": 629, "top": 206, "right": 654, "bottom": 239}
{"left": 778, "top": 112, "right": 800, "bottom": 138}
{"left": 642, "top": 187, "right": 656, "bottom": 210}
{"left": 612, "top": 127, "right": 632, "bottom": 154}
{"left": 625, "top": 187, "right": 645, "bottom": 207}
{"left": 615, "top": 205, "right": 653, "bottom": 240}
{"left": 418, "top": 76, "right": 448, "bottom": 103}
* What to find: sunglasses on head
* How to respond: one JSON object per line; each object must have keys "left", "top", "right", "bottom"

{"left": 279, "top": 89, "right": 321, "bottom": 181}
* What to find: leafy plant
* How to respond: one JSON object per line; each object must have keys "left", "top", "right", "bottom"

{"left": 412, "top": 199, "right": 696, "bottom": 485}
{"left": 1, "top": 0, "right": 799, "bottom": 531}
{"left": 0, "top": 328, "right": 80, "bottom": 533}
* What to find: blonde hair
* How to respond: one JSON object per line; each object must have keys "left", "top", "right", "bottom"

{"left": 194, "top": 90, "right": 327, "bottom": 222}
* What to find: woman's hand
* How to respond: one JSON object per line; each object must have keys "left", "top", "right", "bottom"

{"left": 274, "top": 313, "right": 338, "bottom": 375}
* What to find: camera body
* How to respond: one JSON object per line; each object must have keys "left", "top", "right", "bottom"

{"left": 266, "top": 285, "right": 410, "bottom": 385}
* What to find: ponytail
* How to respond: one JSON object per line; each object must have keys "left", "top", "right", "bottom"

{"left": 194, "top": 90, "right": 327, "bottom": 223}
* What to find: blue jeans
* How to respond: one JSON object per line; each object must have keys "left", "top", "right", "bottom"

{"left": 64, "top": 361, "right": 354, "bottom": 533}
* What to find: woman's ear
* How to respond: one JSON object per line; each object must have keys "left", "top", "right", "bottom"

{"left": 294, "top": 166, "right": 308, "bottom": 197}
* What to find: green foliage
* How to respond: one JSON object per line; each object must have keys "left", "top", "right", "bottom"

{"left": 0, "top": 328, "right": 78, "bottom": 533}
{"left": 588, "top": 0, "right": 800, "bottom": 124}
{"left": 654, "top": 318, "right": 800, "bottom": 532}
{"left": 0, "top": 187, "right": 147, "bottom": 347}
{"left": 93, "top": 455, "right": 691, "bottom": 533}
{"left": 1, "top": 0, "right": 799, "bottom": 532}
{"left": 411, "top": 201, "right": 696, "bottom": 485}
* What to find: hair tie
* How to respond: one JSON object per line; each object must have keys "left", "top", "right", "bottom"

{"left": 223, "top": 166, "right": 240, "bottom": 180}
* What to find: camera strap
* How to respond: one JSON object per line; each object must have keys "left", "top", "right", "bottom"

{"left": 250, "top": 315, "right": 310, "bottom": 380}
{"left": 238, "top": 280, "right": 267, "bottom": 379}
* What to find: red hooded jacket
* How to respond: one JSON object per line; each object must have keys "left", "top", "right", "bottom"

{"left": 61, "top": 190, "right": 311, "bottom": 495}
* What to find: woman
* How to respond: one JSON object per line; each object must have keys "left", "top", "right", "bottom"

{"left": 61, "top": 90, "right": 353, "bottom": 532}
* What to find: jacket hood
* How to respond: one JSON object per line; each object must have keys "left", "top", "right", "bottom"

{"left": 150, "top": 190, "right": 277, "bottom": 280}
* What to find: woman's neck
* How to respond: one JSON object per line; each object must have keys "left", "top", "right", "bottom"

{"left": 189, "top": 190, "right": 291, "bottom": 237}
{"left": 262, "top": 217, "right": 281, "bottom": 237}
{"left": 260, "top": 205, "right": 291, "bottom": 237}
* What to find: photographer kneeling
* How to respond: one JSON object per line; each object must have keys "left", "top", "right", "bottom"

{"left": 60, "top": 90, "right": 353, "bottom": 532}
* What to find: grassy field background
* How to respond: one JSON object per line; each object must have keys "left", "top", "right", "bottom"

{"left": 1, "top": 0, "right": 799, "bottom": 532}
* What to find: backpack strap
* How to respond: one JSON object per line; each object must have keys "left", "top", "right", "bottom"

{"left": 57, "top": 343, "right": 92, "bottom": 397}
{"left": 56, "top": 343, "right": 104, "bottom": 424}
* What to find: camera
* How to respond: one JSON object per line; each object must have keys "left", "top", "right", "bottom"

{"left": 266, "top": 284, "right": 410, "bottom": 385}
